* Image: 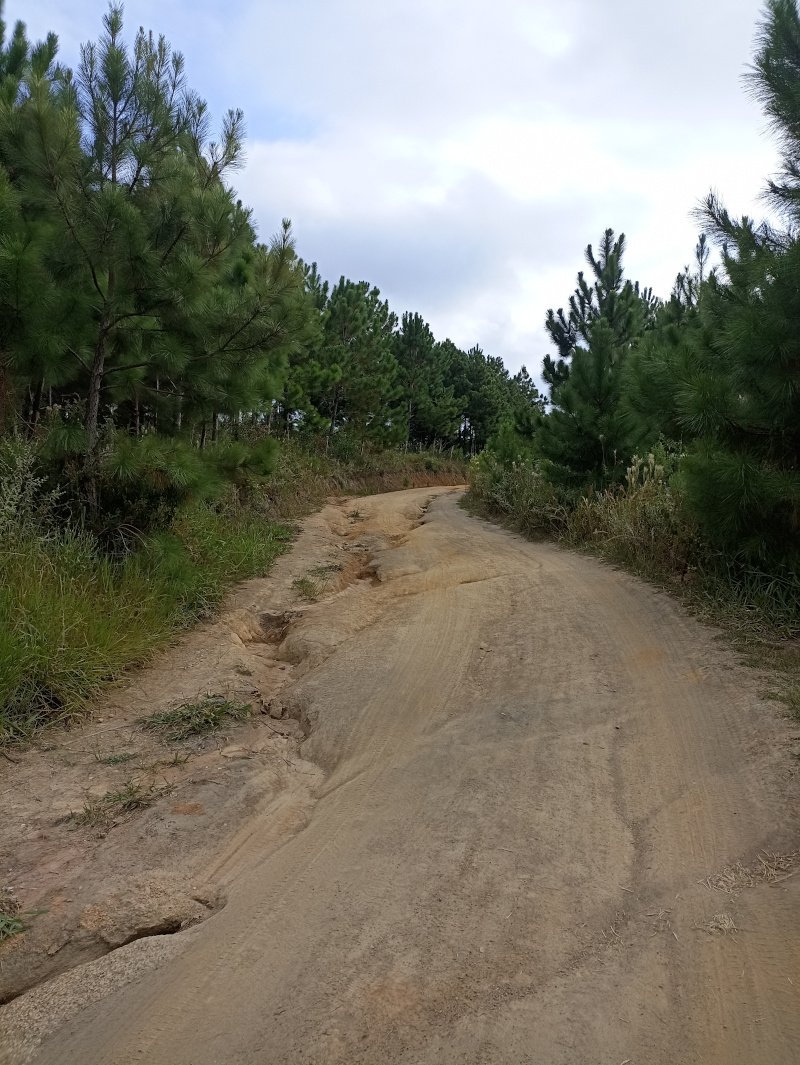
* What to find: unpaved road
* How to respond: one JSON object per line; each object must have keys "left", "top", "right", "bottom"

{"left": 8, "top": 487, "right": 800, "bottom": 1063}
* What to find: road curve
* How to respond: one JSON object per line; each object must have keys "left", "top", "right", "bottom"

{"left": 30, "top": 487, "right": 800, "bottom": 1064}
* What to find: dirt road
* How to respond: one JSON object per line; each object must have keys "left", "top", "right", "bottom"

{"left": 10, "top": 487, "right": 800, "bottom": 1063}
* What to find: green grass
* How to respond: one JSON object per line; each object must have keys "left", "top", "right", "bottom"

{"left": 0, "top": 911, "right": 25, "bottom": 941}
{"left": 0, "top": 504, "right": 290, "bottom": 745}
{"left": 0, "top": 890, "right": 23, "bottom": 942}
{"left": 257, "top": 438, "right": 467, "bottom": 519}
{"left": 140, "top": 695, "right": 253, "bottom": 742}
{"left": 291, "top": 562, "right": 342, "bottom": 603}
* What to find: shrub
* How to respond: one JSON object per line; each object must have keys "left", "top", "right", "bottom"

{"left": 468, "top": 452, "right": 571, "bottom": 538}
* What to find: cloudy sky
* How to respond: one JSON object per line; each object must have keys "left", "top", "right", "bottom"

{"left": 25, "top": 0, "right": 780, "bottom": 377}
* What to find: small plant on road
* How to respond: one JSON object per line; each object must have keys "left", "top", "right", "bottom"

{"left": 95, "top": 751, "right": 136, "bottom": 765}
{"left": 0, "top": 889, "right": 24, "bottom": 941}
{"left": 73, "top": 780, "right": 169, "bottom": 830}
{"left": 141, "top": 695, "right": 252, "bottom": 742}
{"left": 292, "top": 575, "right": 321, "bottom": 602}
{"left": 0, "top": 910, "right": 24, "bottom": 941}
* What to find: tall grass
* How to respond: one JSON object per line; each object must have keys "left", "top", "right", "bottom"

{"left": 0, "top": 501, "right": 291, "bottom": 743}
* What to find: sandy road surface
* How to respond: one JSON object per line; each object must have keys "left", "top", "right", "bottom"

{"left": 19, "top": 488, "right": 800, "bottom": 1062}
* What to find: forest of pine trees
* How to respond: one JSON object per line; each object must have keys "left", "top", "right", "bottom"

{"left": 0, "top": 2, "right": 540, "bottom": 536}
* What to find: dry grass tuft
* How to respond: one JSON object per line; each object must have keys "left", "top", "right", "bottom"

{"left": 701, "top": 851, "right": 800, "bottom": 894}
{"left": 704, "top": 912, "right": 739, "bottom": 936}
{"left": 140, "top": 695, "right": 252, "bottom": 742}
{"left": 72, "top": 780, "right": 170, "bottom": 830}
{"left": 291, "top": 575, "right": 321, "bottom": 602}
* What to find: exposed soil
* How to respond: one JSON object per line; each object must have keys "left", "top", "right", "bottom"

{"left": 1, "top": 487, "right": 799, "bottom": 1064}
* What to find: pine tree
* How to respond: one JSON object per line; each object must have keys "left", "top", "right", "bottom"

{"left": 0, "top": 9, "right": 65, "bottom": 432}
{"left": 508, "top": 365, "right": 545, "bottom": 438}
{"left": 394, "top": 314, "right": 458, "bottom": 448}
{"left": 621, "top": 236, "right": 712, "bottom": 447}
{"left": 269, "top": 260, "right": 329, "bottom": 434}
{"left": 6, "top": 4, "right": 305, "bottom": 507}
{"left": 538, "top": 230, "right": 654, "bottom": 488}
{"left": 671, "top": 0, "right": 800, "bottom": 563}
{"left": 310, "top": 277, "right": 399, "bottom": 443}
{"left": 748, "top": 0, "right": 800, "bottom": 233}
{"left": 674, "top": 242, "right": 800, "bottom": 562}
{"left": 542, "top": 230, "right": 654, "bottom": 393}
{"left": 538, "top": 320, "right": 632, "bottom": 487}
{"left": 449, "top": 345, "right": 514, "bottom": 454}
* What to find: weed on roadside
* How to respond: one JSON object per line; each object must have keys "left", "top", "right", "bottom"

{"left": 140, "top": 695, "right": 252, "bottom": 742}
{"left": 0, "top": 888, "right": 23, "bottom": 942}
{"left": 72, "top": 780, "right": 169, "bottom": 830}
{"left": 0, "top": 910, "right": 25, "bottom": 941}
{"left": 292, "top": 563, "right": 341, "bottom": 603}
{"left": 292, "top": 576, "right": 321, "bottom": 602}
{"left": 95, "top": 750, "right": 136, "bottom": 766}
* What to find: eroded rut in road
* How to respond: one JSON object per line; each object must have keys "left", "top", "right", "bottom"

{"left": 2, "top": 487, "right": 799, "bottom": 1065}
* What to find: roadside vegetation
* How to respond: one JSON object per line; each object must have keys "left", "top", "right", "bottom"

{"left": 71, "top": 779, "right": 168, "bottom": 831}
{"left": 140, "top": 695, "right": 253, "bottom": 742}
{"left": 468, "top": 0, "right": 800, "bottom": 718}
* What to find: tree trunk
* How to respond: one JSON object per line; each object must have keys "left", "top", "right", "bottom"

{"left": 28, "top": 379, "right": 44, "bottom": 435}
{"left": 85, "top": 335, "right": 106, "bottom": 459}
{"left": 83, "top": 334, "right": 108, "bottom": 511}
{"left": 327, "top": 387, "right": 340, "bottom": 450}
{"left": 0, "top": 356, "right": 13, "bottom": 434}
{"left": 199, "top": 421, "right": 207, "bottom": 450}
{"left": 211, "top": 412, "right": 218, "bottom": 443}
